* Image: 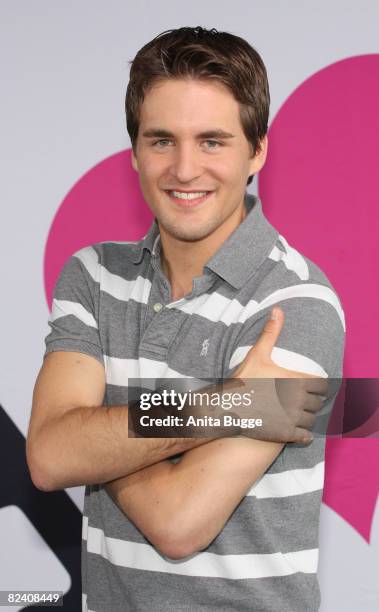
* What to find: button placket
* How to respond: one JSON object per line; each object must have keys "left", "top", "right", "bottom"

{"left": 139, "top": 307, "right": 183, "bottom": 357}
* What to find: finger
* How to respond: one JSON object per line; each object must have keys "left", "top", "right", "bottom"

{"left": 297, "top": 411, "right": 317, "bottom": 431}
{"left": 303, "top": 393, "right": 325, "bottom": 413}
{"left": 248, "top": 307, "right": 285, "bottom": 361}
{"left": 303, "top": 378, "right": 329, "bottom": 396}
{"left": 292, "top": 427, "right": 314, "bottom": 444}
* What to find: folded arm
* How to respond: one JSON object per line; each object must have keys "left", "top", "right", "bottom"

{"left": 107, "top": 296, "right": 345, "bottom": 560}
{"left": 106, "top": 436, "right": 283, "bottom": 559}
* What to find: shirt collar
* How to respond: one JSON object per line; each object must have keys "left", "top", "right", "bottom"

{"left": 131, "top": 218, "right": 160, "bottom": 264}
{"left": 205, "top": 193, "right": 279, "bottom": 289}
{"left": 132, "top": 193, "right": 278, "bottom": 289}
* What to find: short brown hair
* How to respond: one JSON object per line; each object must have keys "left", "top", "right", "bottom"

{"left": 125, "top": 26, "right": 270, "bottom": 186}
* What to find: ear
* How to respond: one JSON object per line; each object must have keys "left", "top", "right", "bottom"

{"left": 248, "top": 134, "right": 268, "bottom": 175}
{"left": 131, "top": 148, "right": 139, "bottom": 172}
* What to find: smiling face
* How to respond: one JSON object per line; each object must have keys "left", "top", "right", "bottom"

{"left": 131, "top": 78, "right": 267, "bottom": 247}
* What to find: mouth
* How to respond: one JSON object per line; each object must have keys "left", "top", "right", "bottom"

{"left": 164, "top": 190, "right": 214, "bottom": 208}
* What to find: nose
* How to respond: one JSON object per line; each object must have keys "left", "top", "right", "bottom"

{"left": 168, "top": 143, "right": 202, "bottom": 183}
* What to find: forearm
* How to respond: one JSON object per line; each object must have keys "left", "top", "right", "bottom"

{"left": 106, "top": 437, "right": 284, "bottom": 558}
{"left": 28, "top": 403, "right": 213, "bottom": 491}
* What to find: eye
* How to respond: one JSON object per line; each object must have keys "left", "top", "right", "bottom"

{"left": 152, "top": 139, "right": 172, "bottom": 147}
{"left": 203, "top": 140, "right": 223, "bottom": 149}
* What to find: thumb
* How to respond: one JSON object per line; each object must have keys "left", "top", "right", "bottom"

{"left": 250, "top": 307, "right": 285, "bottom": 362}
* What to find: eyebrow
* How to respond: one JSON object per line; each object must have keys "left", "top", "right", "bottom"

{"left": 141, "top": 129, "right": 236, "bottom": 139}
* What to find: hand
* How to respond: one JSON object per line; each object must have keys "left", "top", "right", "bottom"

{"left": 232, "top": 306, "right": 329, "bottom": 444}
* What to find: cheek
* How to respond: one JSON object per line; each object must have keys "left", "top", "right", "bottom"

{"left": 141, "top": 155, "right": 169, "bottom": 182}
{"left": 209, "top": 160, "right": 234, "bottom": 182}
{"left": 138, "top": 165, "right": 161, "bottom": 188}
{"left": 212, "top": 152, "right": 246, "bottom": 180}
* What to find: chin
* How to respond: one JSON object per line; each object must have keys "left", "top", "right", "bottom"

{"left": 167, "top": 227, "right": 213, "bottom": 242}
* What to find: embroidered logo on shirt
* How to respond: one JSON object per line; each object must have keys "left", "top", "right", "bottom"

{"left": 200, "top": 338, "right": 210, "bottom": 356}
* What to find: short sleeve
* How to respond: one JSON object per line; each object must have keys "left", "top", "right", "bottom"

{"left": 225, "top": 289, "right": 346, "bottom": 380}
{"left": 223, "top": 291, "right": 345, "bottom": 437}
{"left": 44, "top": 247, "right": 104, "bottom": 366}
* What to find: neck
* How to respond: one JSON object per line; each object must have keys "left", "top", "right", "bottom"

{"left": 160, "top": 203, "right": 247, "bottom": 301}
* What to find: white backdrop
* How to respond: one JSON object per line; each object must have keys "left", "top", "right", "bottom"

{"left": 1, "top": 2, "right": 378, "bottom": 610}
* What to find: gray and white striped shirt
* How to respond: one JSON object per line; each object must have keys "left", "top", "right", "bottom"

{"left": 44, "top": 193, "right": 345, "bottom": 612}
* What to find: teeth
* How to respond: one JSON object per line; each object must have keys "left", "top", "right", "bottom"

{"left": 170, "top": 191, "right": 208, "bottom": 200}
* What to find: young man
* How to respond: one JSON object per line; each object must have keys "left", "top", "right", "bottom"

{"left": 27, "top": 27, "right": 345, "bottom": 611}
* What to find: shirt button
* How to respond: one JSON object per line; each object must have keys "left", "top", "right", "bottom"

{"left": 153, "top": 302, "right": 163, "bottom": 313}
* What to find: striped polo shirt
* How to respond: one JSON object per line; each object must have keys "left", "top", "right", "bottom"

{"left": 44, "top": 193, "right": 345, "bottom": 612}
